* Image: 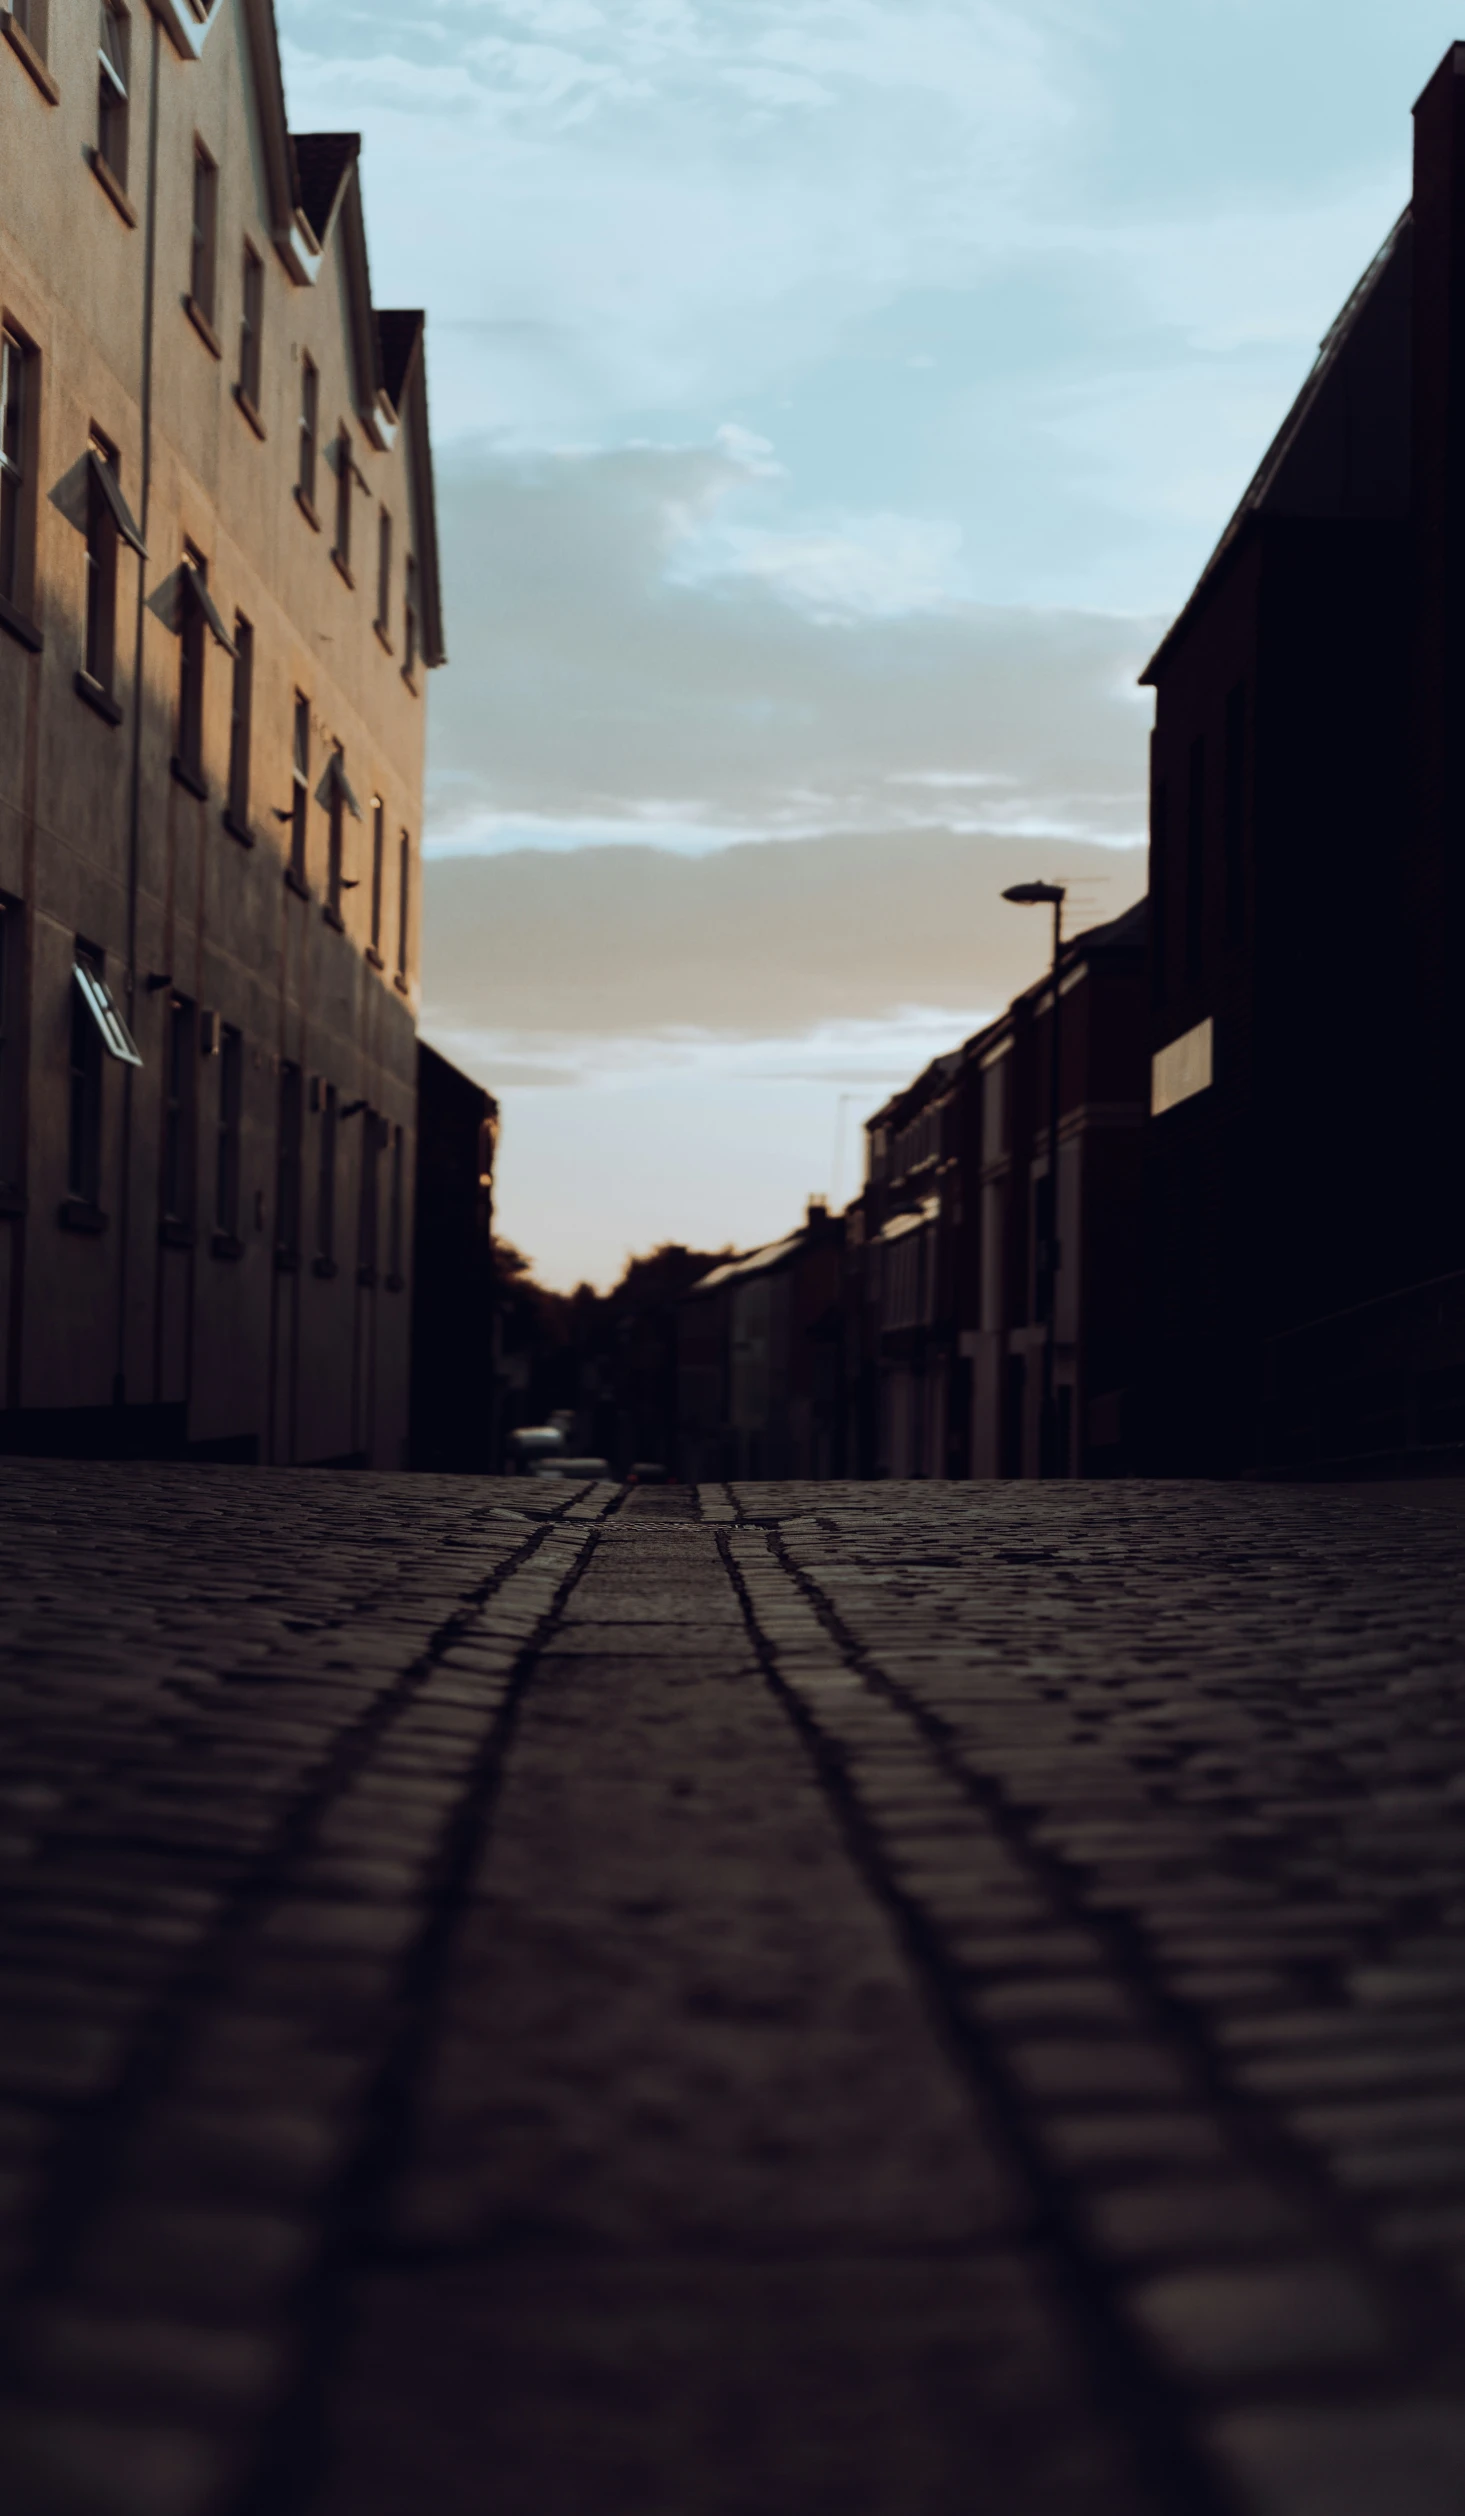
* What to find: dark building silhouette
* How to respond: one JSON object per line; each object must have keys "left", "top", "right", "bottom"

{"left": 1141, "top": 46, "right": 1465, "bottom": 1474}
{"left": 677, "top": 1202, "right": 845, "bottom": 1480}
{"left": 408, "top": 1044, "right": 496, "bottom": 1471}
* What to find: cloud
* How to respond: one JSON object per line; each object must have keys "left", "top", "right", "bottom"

{"left": 421, "top": 826, "right": 1145, "bottom": 1051}
{"left": 426, "top": 439, "right": 1159, "bottom": 850}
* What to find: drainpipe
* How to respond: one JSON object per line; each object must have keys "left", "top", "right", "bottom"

{"left": 114, "top": 11, "right": 161, "bottom": 1411}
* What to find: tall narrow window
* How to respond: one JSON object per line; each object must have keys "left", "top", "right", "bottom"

{"left": 190, "top": 144, "right": 219, "bottom": 330}
{"left": 0, "top": 894, "right": 22, "bottom": 1199}
{"left": 369, "top": 796, "right": 384, "bottom": 955}
{"left": 12, "top": 0, "right": 51, "bottom": 63}
{"left": 161, "top": 995, "right": 196, "bottom": 1233}
{"left": 275, "top": 1060, "right": 302, "bottom": 1266}
{"left": 238, "top": 242, "right": 263, "bottom": 410}
{"left": 403, "top": 553, "right": 419, "bottom": 683}
{"left": 226, "top": 615, "right": 253, "bottom": 831}
{"left": 97, "top": 0, "right": 129, "bottom": 191}
{"left": 357, "top": 1111, "right": 380, "bottom": 1285}
{"left": 68, "top": 944, "right": 105, "bottom": 1210}
{"left": 326, "top": 748, "right": 345, "bottom": 922}
{"left": 1150, "top": 774, "right": 1168, "bottom": 1010}
{"left": 333, "top": 426, "right": 353, "bottom": 577}
{"left": 298, "top": 356, "right": 318, "bottom": 511}
{"left": 375, "top": 509, "right": 391, "bottom": 635}
{"left": 315, "top": 1080, "right": 337, "bottom": 1272}
{"left": 289, "top": 692, "right": 310, "bottom": 886}
{"left": 1223, "top": 682, "right": 1246, "bottom": 947}
{"left": 176, "top": 543, "right": 208, "bottom": 784}
{"left": 0, "top": 328, "right": 33, "bottom": 614}
{"left": 215, "top": 1023, "right": 242, "bottom": 1244}
{"left": 1185, "top": 736, "right": 1205, "bottom": 981}
{"left": 396, "top": 830, "right": 410, "bottom": 978}
{"left": 83, "top": 433, "right": 120, "bottom": 695}
{"left": 386, "top": 1122, "right": 405, "bottom": 1289}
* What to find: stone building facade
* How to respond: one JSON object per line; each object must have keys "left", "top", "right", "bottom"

{"left": 0, "top": 0, "right": 443, "bottom": 1460}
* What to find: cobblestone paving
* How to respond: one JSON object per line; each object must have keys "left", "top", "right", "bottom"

{"left": 2, "top": 1469, "right": 1465, "bottom": 2514}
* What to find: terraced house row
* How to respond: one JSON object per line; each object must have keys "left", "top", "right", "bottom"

{"left": 0, "top": 0, "right": 444, "bottom": 1462}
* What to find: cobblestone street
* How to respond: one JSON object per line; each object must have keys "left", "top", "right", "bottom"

{"left": 3, "top": 1469, "right": 1465, "bottom": 2514}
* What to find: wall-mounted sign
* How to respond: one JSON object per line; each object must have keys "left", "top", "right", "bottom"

{"left": 1151, "top": 1015, "right": 1213, "bottom": 1117}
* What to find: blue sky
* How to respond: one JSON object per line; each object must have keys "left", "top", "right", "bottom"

{"left": 281, "top": 0, "right": 1459, "bottom": 1285}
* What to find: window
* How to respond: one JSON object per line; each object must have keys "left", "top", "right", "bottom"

{"left": 333, "top": 426, "right": 352, "bottom": 576}
{"left": 0, "top": 327, "right": 34, "bottom": 615}
{"left": 315, "top": 1080, "right": 337, "bottom": 1271}
{"left": 97, "top": 0, "right": 129, "bottom": 190}
{"left": 357, "top": 1110, "right": 380, "bottom": 1285}
{"left": 326, "top": 748, "right": 345, "bottom": 921}
{"left": 215, "top": 1023, "right": 242, "bottom": 1242}
{"left": 1150, "top": 775, "right": 1168, "bottom": 1009}
{"left": 238, "top": 242, "right": 263, "bottom": 409}
{"left": 83, "top": 433, "right": 120, "bottom": 693}
{"left": 275, "top": 1059, "right": 302, "bottom": 1265}
{"left": 0, "top": 894, "right": 23, "bottom": 1199}
{"left": 190, "top": 143, "right": 218, "bottom": 329}
{"left": 298, "top": 356, "right": 318, "bottom": 510}
{"left": 386, "top": 1122, "right": 404, "bottom": 1288}
{"left": 176, "top": 543, "right": 208, "bottom": 782}
{"left": 1185, "top": 736, "right": 1205, "bottom": 980}
{"left": 12, "top": 0, "right": 50, "bottom": 60}
{"left": 1223, "top": 682, "right": 1246, "bottom": 946}
{"left": 226, "top": 614, "right": 252, "bottom": 830}
{"left": 68, "top": 944, "right": 106, "bottom": 1209}
{"left": 403, "top": 552, "right": 419, "bottom": 682}
{"left": 290, "top": 692, "right": 309, "bottom": 885}
{"left": 396, "top": 829, "right": 410, "bottom": 978}
{"left": 375, "top": 508, "right": 391, "bottom": 634}
{"left": 161, "top": 994, "right": 196, "bottom": 1232}
{"left": 369, "top": 797, "right": 384, "bottom": 955}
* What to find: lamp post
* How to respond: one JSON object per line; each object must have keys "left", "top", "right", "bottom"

{"left": 1002, "top": 880, "right": 1066, "bottom": 1476}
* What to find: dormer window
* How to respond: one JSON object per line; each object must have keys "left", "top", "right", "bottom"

{"left": 97, "top": 0, "right": 129, "bottom": 190}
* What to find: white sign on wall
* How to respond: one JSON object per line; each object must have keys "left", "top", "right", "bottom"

{"left": 1151, "top": 1016, "right": 1214, "bottom": 1117}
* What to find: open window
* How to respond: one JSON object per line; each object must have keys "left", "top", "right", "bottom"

{"left": 82, "top": 433, "right": 143, "bottom": 702}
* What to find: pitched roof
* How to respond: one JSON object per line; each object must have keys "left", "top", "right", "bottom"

{"left": 1142, "top": 207, "right": 1413, "bottom": 685}
{"left": 377, "top": 312, "right": 424, "bottom": 411}
{"left": 291, "top": 133, "right": 359, "bottom": 248}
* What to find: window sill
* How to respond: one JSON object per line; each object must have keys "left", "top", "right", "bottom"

{"left": 59, "top": 1198, "right": 107, "bottom": 1235}
{"left": 233, "top": 384, "right": 266, "bottom": 440}
{"left": 295, "top": 485, "right": 321, "bottom": 533}
{"left": 4, "top": 15, "right": 58, "bottom": 102}
{"left": 312, "top": 1255, "right": 338, "bottom": 1280}
{"left": 74, "top": 669, "right": 123, "bottom": 726}
{"left": 89, "top": 148, "right": 137, "bottom": 228}
{"left": 322, "top": 903, "right": 345, "bottom": 932}
{"left": 356, "top": 1264, "right": 377, "bottom": 1289}
{"left": 393, "top": 972, "right": 409, "bottom": 996}
{"left": 365, "top": 946, "right": 384, "bottom": 971}
{"left": 274, "top": 1247, "right": 300, "bottom": 1274}
{"left": 222, "top": 808, "right": 254, "bottom": 848}
{"left": 373, "top": 621, "right": 393, "bottom": 657}
{"left": 171, "top": 753, "right": 208, "bottom": 801}
{"left": 184, "top": 295, "right": 222, "bottom": 359}
{"left": 159, "top": 1218, "right": 194, "bottom": 1250}
{"left": 211, "top": 1229, "right": 243, "bottom": 1261}
{"left": 332, "top": 550, "right": 354, "bottom": 590}
{"left": 0, "top": 591, "right": 43, "bottom": 654}
{"left": 284, "top": 864, "right": 310, "bottom": 901}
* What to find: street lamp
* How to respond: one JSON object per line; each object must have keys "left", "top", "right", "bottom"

{"left": 1002, "top": 880, "right": 1066, "bottom": 1477}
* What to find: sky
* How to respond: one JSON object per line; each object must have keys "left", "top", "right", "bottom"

{"left": 277, "top": 0, "right": 1462, "bottom": 1288}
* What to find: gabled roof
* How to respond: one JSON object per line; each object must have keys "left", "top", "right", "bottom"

{"left": 236, "top": 0, "right": 444, "bottom": 666}
{"left": 1142, "top": 208, "right": 1413, "bottom": 685}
